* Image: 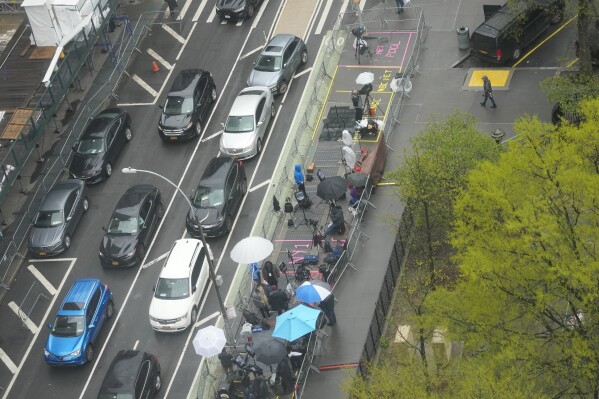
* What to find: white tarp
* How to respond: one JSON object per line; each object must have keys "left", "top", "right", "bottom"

{"left": 22, "top": 0, "right": 60, "bottom": 46}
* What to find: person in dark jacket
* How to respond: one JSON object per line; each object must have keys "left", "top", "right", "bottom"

{"left": 268, "top": 289, "right": 290, "bottom": 315}
{"left": 480, "top": 75, "right": 497, "bottom": 108}
{"left": 277, "top": 357, "right": 295, "bottom": 394}
{"left": 319, "top": 294, "right": 337, "bottom": 326}
{"left": 324, "top": 206, "right": 345, "bottom": 238}
{"left": 218, "top": 348, "right": 234, "bottom": 374}
{"left": 262, "top": 260, "right": 279, "bottom": 288}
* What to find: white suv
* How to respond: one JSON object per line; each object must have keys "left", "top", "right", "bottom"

{"left": 149, "top": 239, "right": 210, "bottom": 332}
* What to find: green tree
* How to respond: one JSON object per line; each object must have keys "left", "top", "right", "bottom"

{"left": 442, "top": 99, "right": 599, "bottom": 397}
{"left": 540, "top": 73, "right": 599, "bottom": 117}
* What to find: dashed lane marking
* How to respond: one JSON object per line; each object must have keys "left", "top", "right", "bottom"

{"left": 207, "top": 6, "right": 216, "bottom": 23}
{"left": 132, "top": 74, "right": 159, "bottom": 97}
{"left": 178, "top": 0, "right": 192, "bottom": 19}
{"left": 315, "top": 0, "right": 333, "bottom": 35}
{"left": 192, "top": 0, "right": 209, "bottom": 22}
{"left": 249, "top": 179, "right": 270, "bottom": 192}
{"left": 236, "top": 19, "right": 243, "bottom": 26}
{"left": 201, "top": 130, "right": 223, "bottom": 142}
{"left": 240, "top": 46, "right": 263, "bottom": 60}
{"left": 133, "top": 340, "right": 139, "bottom": 350}
{"left": 294, "top": 67, "right": 312, "bottom": 79}
{"left": 195, "top": 311, "right": 220, "bottom": 328}
{"left": 251, "top": 0, "right": 270, "bottom": 29}
{"left": 0, "top": 348, "right": 17, "bottom": 374}
{"left": 27, "top": 265, "right": 57, "bottom": 296}
{"left": 141, "top": 252, "right": 169, "bottom": 269}
{"left": 147, "top": 48, "right": 173, "bottom": 70}
{"left": 162, "top": 24, "right": 186, "bottom": 44}
{"left": 8, "top": 302, "right": 39, "bottom": 334}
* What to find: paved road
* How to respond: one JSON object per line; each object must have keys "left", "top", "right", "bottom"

{"left": 0, "top": 0, "right": 348, "bottom": 397}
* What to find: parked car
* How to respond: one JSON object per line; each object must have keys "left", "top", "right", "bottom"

{"left": 246, "top": 34, "right": 308, "bottom": 94}
{"left": 69, "top": 108, "right": 132, "bottom": 184}
{"left": 44, "top": 278, "right": 114, "bottom": 366}
{"left": 158, "top": 69, "right": 217, "bottom": 141}
{"left": 215, "top": 0, "right": 262, "bottom": 21}
{"left": 99, "top": 185, "right": 164, "bottom": 268}
{"left": 97, "top": 350, "right": 161, "bottom": 399}
{"left": 149, "top": 239, "right": 211, "bottom": 332}
{"left": 28, "top": 179, "right": 88, "bottom": 257}
{"left": 470, "top": 0, "right": 564, "bottom": 63}
{"left": 219, "top": 87, "right": 275, "bottom": 159}
{"left": 186, "top": 157, "right": 247, "bottom": 238}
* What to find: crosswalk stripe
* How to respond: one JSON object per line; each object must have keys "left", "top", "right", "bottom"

{"left": 147, "top": 48, "right": 173, "bottom": 70}
{"left": 0, "top": 348, "right": 17, "bottom": 374}
{"left": 162, "top": 24, "right": 186, "bottom": 44}
{"left": 207, "top": 6, "right": 216, "bottom": 23}
{"left": 132, "top": 74, "right": 158, "bottom": 97}
{"left": 192, "top": 0, "right": 209, "bottom": 22}
{"left": 27, "top": 265, "right": 57, "bottom": 296}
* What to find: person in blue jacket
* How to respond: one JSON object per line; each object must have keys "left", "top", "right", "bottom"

{"left": 294, "top": 164, "right": 307, "bottom": 197}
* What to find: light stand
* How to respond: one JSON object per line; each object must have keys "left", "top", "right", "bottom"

{"left": 359, "top": 83, "right": 385, "bottom": 117}
{"left": 293, "top": 190, "right": 316, "bottom": 230}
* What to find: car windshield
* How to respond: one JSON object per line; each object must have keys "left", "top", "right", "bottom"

{"left": 34, "top": 210, "right": 63, "bottom": 227}
{"left": 107, "top": 214, "right": 139, "bottom": 235}
{"left": 163, "top": 96, "right": 194, "bottom": 115}
{"left": 98, "top": 394, "right": 134, "bottom": 399}
{"left": 77, "top": 139, "right": 105, "bottom": 155}
{"left": 51, "top": 315, "right": 84, "bottom": 337}
{"left": 192, "top": 186, "right": 224, "bottom": 208}
{"left": 224, "top": 115, "right": 254, "bottom": 133}
{"left": 155, "top": 278, "right": 189, "bottom": 299}
{"left": 254, "top": 54, "right": 282, "bottom": 72}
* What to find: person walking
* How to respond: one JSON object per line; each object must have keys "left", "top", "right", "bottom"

{"left": 480, "top": 75, "right": 497, "bottom": 108}
{"left": 395, "top": 0, "right": 405, "bottom": 14}
{"left": 319, "top": 293, "right": 337, "bottom": 326}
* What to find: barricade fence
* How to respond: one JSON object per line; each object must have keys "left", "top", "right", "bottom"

{"left": 0, "top": 11, "right": 152, "bottom": 287}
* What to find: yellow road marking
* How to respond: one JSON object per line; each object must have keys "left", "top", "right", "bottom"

{"left": 312, "top": 65, "right": 339, "bottom": 141}
{"left": 566, "top": 57, "right": 579, "bottom": 67}
{"left": 468, "top": 69, "right": 511, "bottom": 88}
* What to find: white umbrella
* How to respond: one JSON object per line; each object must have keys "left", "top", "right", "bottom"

{"left": 230, "top": 236, "right": 274, "bottom": 264}
{"left": 192, "top": 326, "right": 226, "bottom": 358}
{"left": 355, "top": 72, "right": 375, "bottom": 85}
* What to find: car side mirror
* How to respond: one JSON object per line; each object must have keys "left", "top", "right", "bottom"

{"left": 66, "top": 215, "right": 72, "bottom": 221}
{"left": 220, "top": 122, "right": 225, "bottom": 128}
{"left": 283, "top": 62, "right": 288, "bottom": 68}
{"left": 257, "top": 121, "right": 263, "bottom": 127}
{"left": 158, "top": 105, "right": 163, "bottom": 109}
{"left": 192, "top": 286, "right": 197, "bottom": 293}
{"left": 47, "top": 323, "right": 53, "bottom": 330}
{"left": 153, "top": 285, "right": 156, "bottom": 292}
{"left": 89, "top": 323, "right": 95, "bottom": 329}
{"left": 72, "top": 144, "right": 77, "bottom": 152}
{"left": 102, "top": 226, "right": 107, "bottom": 232}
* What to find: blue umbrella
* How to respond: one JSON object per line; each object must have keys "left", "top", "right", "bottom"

{"left": 272, "top": 304, "right": 321, "bottom": 342}
{"left": 295, "top": 280, "right": 331, "bottom": 303}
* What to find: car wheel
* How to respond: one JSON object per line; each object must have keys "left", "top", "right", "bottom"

{"left": 105, "top": 162, "right": 112, "bottom": 177}
{"left": 301, "top": 49, "right": 308, "bottom": 65}
{"left": 125, "top": 126, "right": 132, "bottom": 142}
{"left": 190, "top": 307, "right": 198, "bottom": 326}
{"left": 240, "top": 178, "right": 248, "bottom": 195}
{"left": 157, "top": 202, "right": 165, "bottom": 219}
{"left": 256, "top": 138, "right": 263, "bottom": 155}
{"left": 195, "top": 121, "right": 202, "bottom": 137}
{"left": 64, "top": 235, "right": 71, "bottom": 250}
{"left": 82, "top": 197, "right": 89, "bottom": 212}
{"left": 277, "top": 80, "right": 288, "bottom": 94}
{"left": 85, "top": 345, "right": 94, "bottom": 363}
{"left": 270, "top": 103, "right": 275, "bottom": 118}
{"left": 211, "top": 87, "right": 217, "bottom": 102}
{"left": 155, "top": 373, "right": 162, "bottom": 392}
{"left": 512, "top": 47, "right": 522, "bottom": 60}
{"left": 106, "top": 300, "right": 114, "bottom": 319}
{"left": 247, "top": 3, "right": 255, "bottom": 18}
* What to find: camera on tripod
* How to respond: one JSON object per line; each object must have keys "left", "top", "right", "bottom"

{"left": 358, "top": 83, "right": 373, "bottom": 96}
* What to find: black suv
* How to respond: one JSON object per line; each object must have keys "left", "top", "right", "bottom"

{"left": 470, "top": 0, "right": 564, "bottom": 64}
{"left": 97, "top": 350, "right": 161, "bottom": 399}
{"left": 158, "top": 69, "right": 217, "bottom": 141}
{"left": 215, "top": 0, "right": 262, "bottom": 21}
{"left": 186, "top": 157, "right": 247, "bottom": 238}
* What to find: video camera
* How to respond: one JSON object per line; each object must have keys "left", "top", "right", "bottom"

{"left": 351, "top": 25, "right": 367, "bottom": 39}
{"left": 358, "top": 83, "right": 373, "bottom": 96}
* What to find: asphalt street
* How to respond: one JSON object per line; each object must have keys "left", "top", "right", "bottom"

{"left": 0, "top": 0, "right": 346, "bottom": 397}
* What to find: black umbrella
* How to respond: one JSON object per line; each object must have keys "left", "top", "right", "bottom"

{"left": 316, "top": 176, "right": 347, "bottom": 201}
{"left": 346, "top": 172, "right": 368, "bottom": 188}
{"left": 253, "top": 334, "right": 288, "bottom": 365}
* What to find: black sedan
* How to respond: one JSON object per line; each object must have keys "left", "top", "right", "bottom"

{"left": 216, "top": 0, "right": 263, "bottom": 21}
{"left": 97, "top": 350, "right": 161, "bottom": 399}
{"left": 28, "top": 179, "right": 88, "bottom": 256}
{"left": 186, "top": 157, "right": 246, "bottom": 238}
{"left": 69, "top": 108, "right": 132, "bottom": 184}
{"left": 99, "top": 185, "right": 163, "bottom": 267}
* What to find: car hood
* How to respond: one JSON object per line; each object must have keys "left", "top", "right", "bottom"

{"left": 149, "top": 297, "right": 191, "bottom": 320}
{"left": 220, "top": 132, "right": 255, "bottom": 150}
{"left": 46, "top": 333, "right": 84, "bottom": 357}
{"left": 217, "top": 0, "right": 244, "bottom": 10}
{"left": 247, "top": 69, "right": 279, "bottom": 88}
{"left": 100, "top": 234, "right": 138, "bottom": 259}
{"left": 187, "top": 206, "right": 223, "bottom": 227}
{"left": 29, "top": 226, "right": 63, "bottom": 248}
{"left": 160, "top": 113, "right": 192, "bottom": 129}
{"left": 70, "top": 154, "right": 103, "bottom": 177}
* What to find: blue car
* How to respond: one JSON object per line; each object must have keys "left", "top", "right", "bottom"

{"left": 44, "top": 278, "right": 114, "bottom": 366}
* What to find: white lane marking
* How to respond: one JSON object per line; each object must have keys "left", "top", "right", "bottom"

{"left": 147, "top": 48, "right": 173, "bottom": 70}
{"left": 251, "top": 0, "right": 270, "bottom": 29}
{"left": 201, "top": 130, "right": 223, "bottom": 142}
{"left": 28, "top": 257, "right": 77, "bottom": 263}
{"left": 294, "top": 67, "right": 312, "bottom": 79}
{"left": 117, "top": 102, "right": 154, "bottom": 107}
{"left": 27, "top": 265, "right": 57, "bottom": 296}
{"left": 0, "top": 348, "right": 17, "bottom": 374}
{"left": 236, "top": 20, "right": 243, "bottom": 26}
{"left": 267, "top": 0, "right": 287, "bottom": 41}
{"left": 8, "top": 302, "right": 39, "bottom": 334}
{"left": 141, "top": 252, "right": 169, "bottom": 269}
{"left": 315, "top": 0, "right": 333, "bottom": 35}
{"left": 178, "top": 0, "right": 192, "bottom": 19}
{"left": 360, "top": 0, "right": 366, "bottom": 11}
{"left": 340, "top": 0, "right": 350, "bottom": 20}
{"left": 195, "top": 311, "right": 220, "bottom": 327}
{"left": 192, "top": 0, "right": 209, "bottom": 22}
{"left": 303, "top": 0, "right": 323, "bottom": 43}
{"left": 176, "top": 21, "right": 198, "bottom": 61}
{"left": 133, "top": 340, "right": 139, "bottom": 350}
{"left": 249, "top": 179, "right": 270, "bottom": 193}
{"left": 2, "top": 258, "right": 76, "bottom": 399}
{"left": 207, "top": 6, "right": 216, "bottom": 23}
{"left": 221, "top": 20, "right": 227, "bottom": 25}
{"left": 162, "top": 24, "right": 186, "bottom": 44}
{"left": 239, "top": 46, "right": 262, "bottom": 60}
{"left": 132, "top": 74, "right": 158, "bottom": 97}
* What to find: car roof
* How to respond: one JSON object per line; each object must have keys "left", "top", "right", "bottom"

{"left": 229, "top": 88, "right": 265, "bottom": 116}
{"left": 82, "top": 112, "right": 120, "bottom": 139}
{"left": 263, "top": 34, "right": 294, "bottom": 54}
{"left": 113, "top": 185, "right": 155, "bottom": 217}
{"left": 59, "top": 278, "right": 100, "bottom": 316}
{"left": 40, "top": 180, "right": 81, "bottom": 211}
{"left": 161, "top": 239, "right": 202, "bottom": 279}
{"left": 169, "top": 69, "right": 205, "bottom": 97}
{"left": 100, "top": 350, "right": 146, "bottom": 393}
{"left": 200, "top": 157, "right": 234, "bottom": 188}
{"left": 477, "top": 0, "right": 556, "bottom": 34}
